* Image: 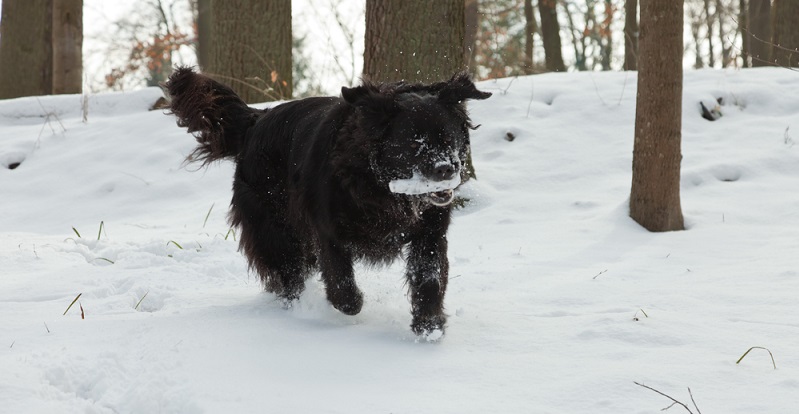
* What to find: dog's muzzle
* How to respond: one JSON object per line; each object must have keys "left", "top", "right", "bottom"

{"left": 388, "top": 171, "right": 461, "bottom": 207}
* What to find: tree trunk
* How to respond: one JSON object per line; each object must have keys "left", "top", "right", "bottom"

{"left": 523, "top": 0, "right": 536, "bottom": 74}
{"left": 770, "top": 0, "right": 798, "bottom": 67}
{"left": 716, "top": 0, "right": 732, "bottom": 68}
{"left": 364, "top": 0, "right": 465, "bottom": 83}
{"left": 601, "top": 0, "right": 613, "bottom": 71}
{"left": 629, "top": 0, "right": 685, "bottom": 232}
{"left": 704, "top": 0, "right": 715, "bottom": 67}
{"left": 538, "top": 0, "right": 566, "bottom": 72}
{"left": 0, "top": 0, "right": 53, "bottom": 99}
{"left": 740, "top": 0, "right": 749, "bottom": 67}
{"left": 623, "top": 0, "right": 638, "bottom": 70}
{"left": 208, "top": 0, "right": 292, "bottom": 103}
{"left": 52, "top": 0, "right": 83, "bottom": 95}
{"left": 196, "top": 0, "right": 212, "bottom": 70}
{"left": 464, "top": 0, "right": 479, "bottom": 74}
{"left": 748, "top": 0, "right": 771, "bottom": 66}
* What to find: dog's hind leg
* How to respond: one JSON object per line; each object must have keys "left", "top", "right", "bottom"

{"left": 230, "top": 177, "right": 309, "bottom": 302}
{"left": 318, "top": 240, "right": 363, "bottom": 315}
{"left": 405, "top": 208, "right": 451, "bottom": 337}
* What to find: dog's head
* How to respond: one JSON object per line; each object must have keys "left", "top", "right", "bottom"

{"left": 341, "top": 73, "right": 491, "bottom": 206}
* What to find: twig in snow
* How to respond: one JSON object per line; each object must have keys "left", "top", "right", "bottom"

{"left": 500, "top": 76, "right": 517, "bottom": 95}
{"left": 633, "top": 309, "right": 649, "bottom": 321}
{"left": 592, "top": 269, "right": 608, "bottom": 279}
{"left": 634, "top": 382, "right": 702, "bottom": 414}
{"left": 525, "top": 79, "right": 535, "bottom": 118}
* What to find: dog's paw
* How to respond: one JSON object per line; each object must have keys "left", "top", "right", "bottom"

{"left": 411, "top": 314, "right": 446, "bottom": 340}
{"left": 328, "top": 288, "right": 364, "bottom": 316}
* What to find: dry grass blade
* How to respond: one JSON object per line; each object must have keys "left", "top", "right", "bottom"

{"left": 63, "top": 293, "right": 82, "bottom": 315}
{"left": 225, "top": 228, "right": 236, "bottom": 241}
{"left": 135, "top": 291, "right": 150, "bottom": 310}
{"left": 203, "top": 203, "right": 214, "bottom": 228}
{"left": 736, "top": 346, "right": 777, "bottom": 370}
{"left": 167, "top": 240, "right": 184, "bottom": 249}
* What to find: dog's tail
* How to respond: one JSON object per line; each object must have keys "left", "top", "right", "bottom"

{"left": 164, "top": 67, "right": 262, "bottom": 165}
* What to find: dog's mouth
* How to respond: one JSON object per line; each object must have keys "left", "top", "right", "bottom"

{"left": 426, "top": 189, "right": 455, "bottom": 206}
{"left": 388, "top": 173, "right": 460, "bottom": 207}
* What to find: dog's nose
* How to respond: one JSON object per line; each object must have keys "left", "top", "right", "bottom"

{"left": 432, "top": 162, "right": 457, "bottom": 181}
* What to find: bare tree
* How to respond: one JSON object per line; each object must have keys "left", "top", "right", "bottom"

{"left": 623, "top": 0, "right": 638, "bottom": 70}
{"left": 102, "top": 0, "right": 194, "bottom": 91}
{"left": 471, "top": 0, "right": 531, "bottom": 79}
{"left": 715, "top": 0, "right": 736, "bottom": 67}
{"left": 770, "top": 0, "right": 798, "bottom": 67}
{"left": 746, "top": 0, "right": 771, "bottom": 66}
{"left": 195, "top": 0, "right": 212, "bottom": 70}
{"left": 208, "top": 0, "right": 292, "bottom": 102}
{"left": 629, "top": 0, "right": 685, "bottom": 232}
{"left": 539, "top": 0, "right": 566, "bottom": 72}
{"left": 464, "top": 0, "right": 480, "bottom": 73}
{"left": 523, "top": 0, "right": 537, "bottom": 74}
{"left": 740, "top": 0, "right": 749, "bottom": 66}
{"left": 52, "top": 0, "right": 83, "bottom": 94}
{"left": 364, "top": 0, "right": 464, "bottom": 83}
{"left": 687, "top": 1, "right": 705, "bottom": 68}
{"left": 0, "top": 0, "right": 53, "bottom": 99}
{"left": 703, "top": 0, "right": 718, "bottom": 68}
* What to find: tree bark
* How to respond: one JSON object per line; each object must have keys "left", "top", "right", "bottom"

{"left": 0, "top": 0, "right": 53, "bottom": 99}
{"left": 629, "top": 0, "right": 685, "bottom": 232}
{"left": 538, "top": 0, "right": 566, "bottom": 72}
{"left": 716, "top": 0, "right": 732, "bottom": 68}
{"left": 623, "top": 0, "right": 638, "bottom": 70}
{"left": 703, "top": 0, "right": 716, "bottom": 67}
{"left": 208, "top": 0, "right": 292, "bottom": 103}
{"left": 740, "top": 0, "right": 749, "bottom": 67}
{"left": 748, "top": 0, "right": 771, "bottom": 66}
{"left": 770, "top": 0, "right": 797, "bottom": 67}
{"left": 601, "top": 0, "right": 613, "bottom": 71}
{"left": 196, "top": 0, "right": 212, "bottom": 70}
{"left": 523, "top": 0, "right": 536, "bottom": 74}
{"left": 364, "top": 0, "right": 465, "bottom": 83}
{"left": 464, "top": 0, "right": 479, "bottom": 74}
{"left": 52, "top": 0, "right": 83, "bottom": 95}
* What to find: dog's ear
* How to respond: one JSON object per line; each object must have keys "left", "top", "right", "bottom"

{"left": 438, "top": 72, "right": 492, "bottom": 104}
{"left": 341, "top": 84, "right": 397, "bottom": 115}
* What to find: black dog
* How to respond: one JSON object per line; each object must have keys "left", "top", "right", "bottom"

{"left": 165, "top": 68, "right": 490, "bottom": 337}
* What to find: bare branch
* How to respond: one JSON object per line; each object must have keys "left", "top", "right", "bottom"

{"left": 634, "top": 382, "right": 696, "bottom": 414}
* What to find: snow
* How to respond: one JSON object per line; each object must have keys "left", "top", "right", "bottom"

{"left": 389, "top": 172, "right": 461, "bottom": 195}
{"left": 2, "top": 68, "right": 799, "bottom": 413}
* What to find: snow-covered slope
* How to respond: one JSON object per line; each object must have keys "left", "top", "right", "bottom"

{"left": 1, "top": 68, "right": 798, "bottom": 413}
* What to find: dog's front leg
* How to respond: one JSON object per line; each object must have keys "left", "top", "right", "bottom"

{"left": 406, "top": 208, "right": 451, "bottom": 337}
{"left": 319, "top": 240, "right": 363, "bottom": 315}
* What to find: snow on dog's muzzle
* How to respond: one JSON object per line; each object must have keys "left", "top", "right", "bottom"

{"left": 388, "top": 172, "right": 461, "bottom": 206}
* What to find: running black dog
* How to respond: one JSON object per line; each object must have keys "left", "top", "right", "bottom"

{"left": 164, "top": 68, "right": 490, "bottom": 337}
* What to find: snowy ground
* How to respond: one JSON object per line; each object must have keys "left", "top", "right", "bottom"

{"left": 1, "top": 68, "right": 798, "bottom": 413}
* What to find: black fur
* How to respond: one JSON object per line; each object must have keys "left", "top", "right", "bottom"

{"left": 165, "top": 67, "right": 491, "bottom": 336}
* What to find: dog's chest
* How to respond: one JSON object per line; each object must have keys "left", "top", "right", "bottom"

{"left": 338, "top": 202, "right": 424, "bottom": 257}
